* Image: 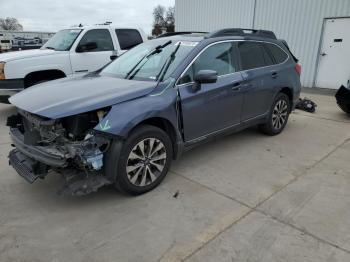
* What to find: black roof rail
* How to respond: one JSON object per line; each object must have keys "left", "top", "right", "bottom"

{"left": 156, "top": 31, "right": 208, "bottom": 38}
{"left": 206, "top": 28, "right": 277, "bottom": 40}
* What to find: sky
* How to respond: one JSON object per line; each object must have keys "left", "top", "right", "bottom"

{"left": 0, "top": 0, "right": 175, "bottom": 35}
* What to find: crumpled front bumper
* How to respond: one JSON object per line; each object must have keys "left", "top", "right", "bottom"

{"left": 8, "top": 127, "right": 112, "bottom": 195}
{"left": 8, "top": 127, "right": 67, "bottom": 183}
{"left": 9, "top": 127, "right": 67, "bottom": 167}
{"left": 9, "top": 149, "right": 48, "bottom": 183}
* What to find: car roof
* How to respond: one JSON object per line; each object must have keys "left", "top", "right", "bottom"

{"left": 156, "top": 28, "right": 283, "bottom": 45}
{"left": 156, "top": 34, "right": 282, "bottom": 46}
{"left": 66, "top": 25, "right": 142, "bottom": 31}
{"left": 161, "top": 34, "right": 205, "bottom": 42}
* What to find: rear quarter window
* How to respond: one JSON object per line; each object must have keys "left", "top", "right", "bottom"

{"left": 263, "top": 43, "right": 288, "bottom": 64}
{"left": 115, "top": 29, "right": 143, "bottom": 50}
{"left": 238, "top": 41, "right": 273, "bottom": 70}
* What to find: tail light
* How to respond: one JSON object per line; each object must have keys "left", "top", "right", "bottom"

{"left": 295, "top": 63, "right": 301, "bottom": 76}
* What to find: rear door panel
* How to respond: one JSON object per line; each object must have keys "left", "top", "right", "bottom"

{"left": 237, "top": 41, "right": 276, "bottom": 121}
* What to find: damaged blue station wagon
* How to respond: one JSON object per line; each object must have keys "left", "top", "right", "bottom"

{"left": 7, "top": 28, "right": 301, "bottom": 195}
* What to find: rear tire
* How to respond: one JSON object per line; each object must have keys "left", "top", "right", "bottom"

{"left": 259, "top": 93, "right": 291, "bottom": 136}
{"left": 106, "top": 125, "right": 173, "bottom": 195}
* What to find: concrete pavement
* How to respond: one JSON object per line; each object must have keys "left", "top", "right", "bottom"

{"left": 0, "top": 92, "right": 350, "bottom": 262}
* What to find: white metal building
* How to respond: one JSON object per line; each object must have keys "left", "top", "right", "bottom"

{"left": 175, "top": 0, "right": 350, "bottom": 89}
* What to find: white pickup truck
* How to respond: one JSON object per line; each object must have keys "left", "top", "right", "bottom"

{"left": 0, "top": 24, "right": 146, "bottom": 103}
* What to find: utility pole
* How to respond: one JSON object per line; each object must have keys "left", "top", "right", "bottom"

{"left": 252, "top": 0, "right": 257, "bottom": 29}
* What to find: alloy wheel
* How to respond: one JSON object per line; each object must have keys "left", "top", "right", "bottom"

{"left": 272, "top": 99, "right": 288, "bottom": 130}
{"left": 126, "top": 138, "right": 167, "bottom": 187}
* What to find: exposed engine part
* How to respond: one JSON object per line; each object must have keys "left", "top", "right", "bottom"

{"left": 62, "top": 113, "right": 98, "bottom": 140}
{"left": 82, "top": 149, "right": 104, "bottom": 170}
{"left": 18, "top": 108, "right": 56, "bottom": 127}
{"left": 62, "top": 107, "right": 110, "bottom": 140}
{"left": 7, "top": 108, "right": 111, "bottom": 172}
{"left": 97, "top": 110, "right": 105, "bottom": 121}
{"left": 6, "top": 114, "right": 23, "bottom": 129}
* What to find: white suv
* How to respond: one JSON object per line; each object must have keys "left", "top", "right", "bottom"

{"left": 0, "top": 24, "right": 146, "bottom": 103}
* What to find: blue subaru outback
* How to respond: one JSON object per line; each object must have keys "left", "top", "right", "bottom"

{"left": 7, "top": 28, "right": 301, "bottom": 195}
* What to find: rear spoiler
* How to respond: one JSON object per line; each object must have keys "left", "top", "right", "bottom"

{"left": 279, "top": 39, "right": 299, "bottom": 63}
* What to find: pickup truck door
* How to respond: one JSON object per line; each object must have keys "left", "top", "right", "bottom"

{"left": 177, "top": 42, "right": 244, "bottom": 142}
{"left": 69, "top": 29, "right": 115, "bottom": 74}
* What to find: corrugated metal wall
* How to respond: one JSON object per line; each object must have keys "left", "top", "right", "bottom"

{"left": 175, "top": 0, "right": 350, "bottom": 87}
{"left": 175, "top": 0, "right": 255, "bottom": 31}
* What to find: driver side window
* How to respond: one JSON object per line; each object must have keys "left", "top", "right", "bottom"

{"left": 77, "top": 29, "right": 114, "bottom": 52}
{"left": 178, "top": 42, "right": 235, "bottom": 85}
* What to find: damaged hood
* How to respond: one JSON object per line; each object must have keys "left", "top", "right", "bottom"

{"left": 9, "top": 74, "right": 157, "bottom": 119}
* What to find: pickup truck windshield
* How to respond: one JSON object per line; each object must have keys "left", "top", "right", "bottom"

{"left": 41, "top": 29, "right": 82, "bottom": 51}
{"left": 101, "top": 40, "right": 198, "bottom": 82}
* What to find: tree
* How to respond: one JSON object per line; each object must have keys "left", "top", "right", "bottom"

{"left": 152, "top": 5, "right": 165, "bottom": 36}
{"left": 152, "top": 5, "right": 175, "bottom": 36}
{"left": 165, "top": 6, "right": 175, "bottom": 33}
{"left": 0, "top": 17, "right": 23, "bottom": 31}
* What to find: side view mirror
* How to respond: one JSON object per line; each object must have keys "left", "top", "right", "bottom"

{"left": 192, "top": 70, "right": 218, "bottom": 91}
{"left": 110, "top": 51, "right": 118, "bottom": 60}
{"left": 76, "top": 42, "right": 98, "bottom": 52}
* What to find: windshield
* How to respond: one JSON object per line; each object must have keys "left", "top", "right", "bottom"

{"left": 101, "top": 39, "right": 198, "bottom": 81}
{"left": 41, "top": 29, "right": 82, "bottom": 51}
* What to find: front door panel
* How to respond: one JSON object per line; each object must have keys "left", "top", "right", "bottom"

{"left": 70, "top": 29, "right": 115, "bottom": 74}
{"left": 179, "top": 73, "right": 244, "bottom": 142}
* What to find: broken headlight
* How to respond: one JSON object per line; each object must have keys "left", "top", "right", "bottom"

{"left": 61, "top": 107, "right": 111, "bottom": 140}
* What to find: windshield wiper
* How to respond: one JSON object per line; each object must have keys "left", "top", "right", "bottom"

{"left": 125, "top": 40, "right": 172, "bottom": 80}
{"left": 44, "top": 46, "right": 56, "bottom": 50}
{"left": 156, "top": 42, "right": 181, "bottom": 83}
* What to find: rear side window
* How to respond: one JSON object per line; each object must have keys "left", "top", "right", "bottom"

{"left": 115, "top": 29, "right": 143, "bottom": 50}
{"left": 263, "top": 43, "right": 288, "bottom": 64}
{"left": 238, "top": 41, "right": 273, "bottom": 70}
{"left": 78, "top": 29, "right": 113, "bottom": 52}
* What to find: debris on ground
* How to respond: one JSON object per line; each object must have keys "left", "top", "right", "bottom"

{"left": 295, "top": 98, "right": 317, "bottom": 113}
{"left": 173, "top": 190, "right": 179, "bottom": 198}
{"left": 335, "top": 85, "right": 350, "bottom": 115}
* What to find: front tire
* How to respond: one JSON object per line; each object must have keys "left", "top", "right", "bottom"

{"left": 106, "top": 125, "right": 173, "bottom": 195}
{"left": 259, "top": 93, "right": 291, "bottom": 136}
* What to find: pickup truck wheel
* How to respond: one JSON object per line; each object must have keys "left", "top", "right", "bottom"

{"left": 259, "top": 93, "right": 290, "bottom": 136}
{"left": 109, "top": 125, "right": 173, "bottom": 195}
